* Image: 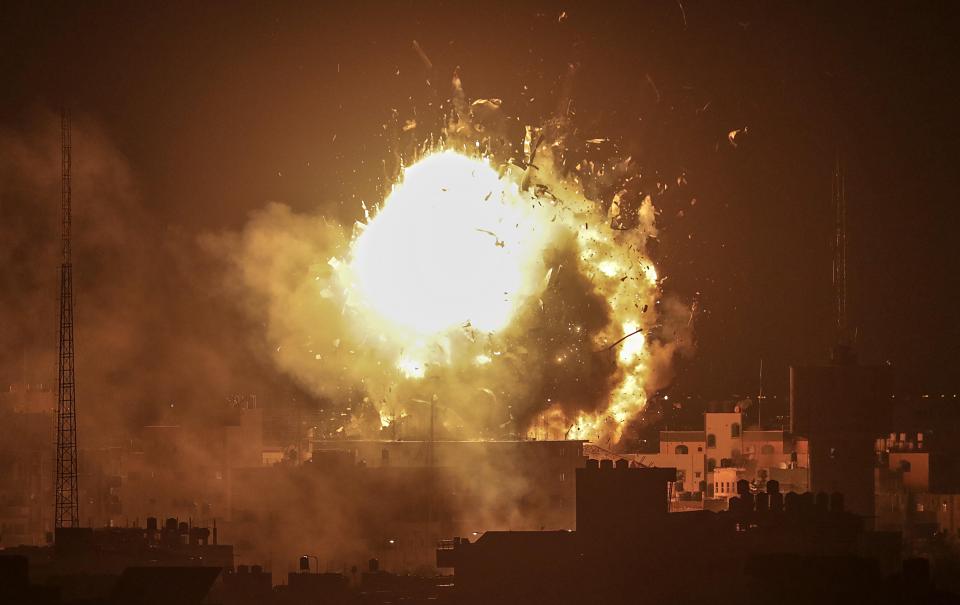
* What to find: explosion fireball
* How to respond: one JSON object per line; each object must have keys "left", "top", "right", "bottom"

{"left": 346, "top": 151, "right": 550, "bottom": 339}
{"left": 223, "top": 82, "right": 692, "bottom": 448}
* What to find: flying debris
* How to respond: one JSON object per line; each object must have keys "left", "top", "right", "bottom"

{"left": 411, "top": 40, "right": 433, "bottom": 71}
{"left": 598, "top": 327, "right": 645, "bottom": 353}
{"left": 475, "top": 228, "right": 506, "bottom": 248}
{"left": 645, "top": 74, "right": 661, "bottom": 103}
{"left": 471, "top": 98, "right": 502, "bottom": 111}
{"left": 727, "top": 126, "right": 749, "bottom": 147}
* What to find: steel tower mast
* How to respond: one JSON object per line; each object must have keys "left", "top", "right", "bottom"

{"left": 55, "top": 108, "right": 80, "bottom": 528}
{"left": 832, "top": 155, "right": 848, "bottom": 345}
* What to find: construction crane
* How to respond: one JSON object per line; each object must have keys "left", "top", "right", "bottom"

{"left": 55, "top": 108, "right": 80, "bottom": 529}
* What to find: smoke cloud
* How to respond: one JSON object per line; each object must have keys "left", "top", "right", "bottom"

{"left": 0, "top": 88, "right": 693, "bottom": 571}
{"left": 0, "top": 110, "right": 288, "bottom": 439}
{"left": 207, "top": 82, "right": 695, "bottom": 448}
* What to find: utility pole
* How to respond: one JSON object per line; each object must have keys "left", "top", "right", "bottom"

{"left": 55, "top": 108, "right": 80, "bottom": 529}
{"left": 758, "top": 358, "right": 763, "bottom": 429}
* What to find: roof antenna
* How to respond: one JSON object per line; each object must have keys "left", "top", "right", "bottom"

{"left": 831, "top": 151, "right": 855, "bottom": 364}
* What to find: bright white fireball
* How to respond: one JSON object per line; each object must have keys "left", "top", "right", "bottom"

{"left": 347, "top": 151, "right": 549, "bottom": 337}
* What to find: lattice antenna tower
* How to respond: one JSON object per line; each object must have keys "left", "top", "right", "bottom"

{"left": 832, "top": 155, "right": 849, "bottom": 345}
{"left": 55, "top": 108, "right": 80, "bottom": 528}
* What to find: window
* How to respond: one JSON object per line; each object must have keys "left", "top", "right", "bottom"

{"left": 695, "top": 471, "right": 702, "bottom": 478}
{"left": 707, "top": 458, "right": 717, "bottom": 472}
{"left": 899, "top": 460, "right": 912, "bottom": 473}
{"left": 697, "top": 446, "right": 703, "bottom": 452}
{"left": 675, "top": 444, "right": 689, "bottom": 454}
{"left": 731, "top": 423, "right": 741, "bottom": 438}
{"left": 707, "top": 434, "right": 717, "bottom": 448}
{"left": 760, "top": 444, "right": 775, "bottom": 455}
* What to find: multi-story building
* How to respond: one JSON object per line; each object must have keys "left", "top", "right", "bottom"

{"left": 227, "top": 439, "right": 586, "bottom": 580}
{"left": 790, "top": 349, "right": 892, "bottom": 520}
{"left": 437, "top": 461, "right": 896, "bottom": 605}
{"left": 642, "top": 408, "right": 809, "bottom": 506}
{"left": 876, "top": 430, "right": 960, "bottom": 544}
{"left": 117, "top": 404, "right": 265, "bottom": 527}
{"left": 0, "top": 384, "right": 55, "bottom": 547}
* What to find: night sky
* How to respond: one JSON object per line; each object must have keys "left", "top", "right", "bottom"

{"left": 2, "top": 1, "right": 958, "bottom": 429}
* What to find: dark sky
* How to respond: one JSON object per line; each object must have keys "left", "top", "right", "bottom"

{"left": 2, "top": 0, "right": 958, "bottom": 416}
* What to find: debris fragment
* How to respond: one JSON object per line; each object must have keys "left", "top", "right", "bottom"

{"left": 412, "top": 40, "right": 433, "bottom": 71}
{"left": 728, "top": 126, "right": 749, "bottom": 147}
{"left": 475, "top": 228, "right": 505, "bottom": 248}
{"left": 598, "top": 327, "right": 645, "bottom": 353}
{"left": 645, "top": 74, "right": 661, "bottom": 103}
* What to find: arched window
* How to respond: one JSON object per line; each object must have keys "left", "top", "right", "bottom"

{"left": 707, "top": 434, "right": 717, "bottom": 448}
{"left": 731, "top": 423, "right": 741, "bottom": 438}
{"left": 675, "top": 444, "right": 689, "bottom": 455}
{"left": 707, "top": 458, "right": 717, "bottom": 472}
{"left": 900, "top": 460, "right": 912, "bottom": 473}
{"left": 760, "top": 444, "right": 775, "bottom": 455}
